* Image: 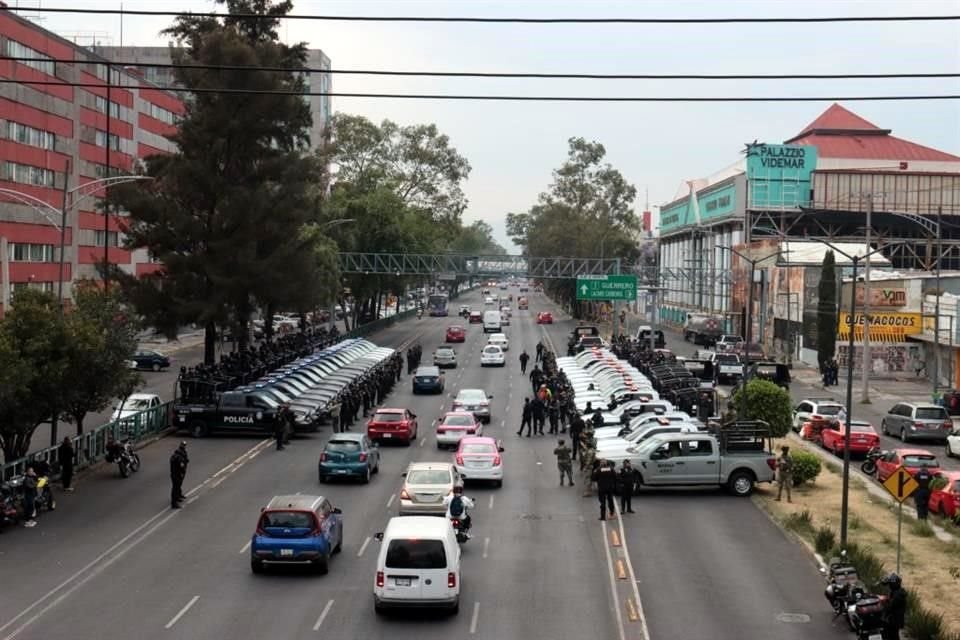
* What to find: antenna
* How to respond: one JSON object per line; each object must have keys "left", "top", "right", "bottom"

{"left": 14, "top": 0, "right": 46, "bottom": 25}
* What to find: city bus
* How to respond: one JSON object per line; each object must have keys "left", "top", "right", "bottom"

{"left": 428, "top": 293, "right": 450, "bottom": 317}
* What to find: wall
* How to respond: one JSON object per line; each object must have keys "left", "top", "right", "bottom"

{"left": 659, "top": 174, "right": 745, "bottom": 234}
{"left": 812, "top": 170, "right": 960, "bottom": 216}
{"left": 836, "top": 343, "right": 923, "bottom": 377}
{"left": 746, "top": 143, "right": 818, "bottom": 209}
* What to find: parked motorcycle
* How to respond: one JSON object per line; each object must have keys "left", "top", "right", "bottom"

{"left": 0, "top": 481, "right": 22, "bottom": 531}
{"left": 34, "top": 475, "right": 56, "bottom": 512}
{"left": 117, "top": 441, "right": 142, "bottom": 478}
{"left": 822, "top": 553, "right": 861, "bottom": 617}
{"left": 846, "top": 590, "right": 886, "bottom": 640}
{"left": 860, "top": 447, "right": 884, "bottom": 476}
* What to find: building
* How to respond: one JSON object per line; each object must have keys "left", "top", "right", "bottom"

{"left": 658, "top": 103, "right": 960, "bottom": 355}
{"left": 94, "top": 45, "right": 333, "bottom": 148}
{"left": 0, "top": 10, "right": 183, "bottom": 316}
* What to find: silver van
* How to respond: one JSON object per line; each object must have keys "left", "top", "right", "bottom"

{"left": 881, "top": 402, "right": 952, "bottom": 443}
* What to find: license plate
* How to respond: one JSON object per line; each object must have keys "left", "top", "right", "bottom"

{"left": 468, "top": 461, "right": 485, "bottom": 467}
{"left": 280, "top": 549, "right": 294, "bottom": 557}
{"left": 336, "top": 469, "right": 348, "bottom": 474}
{"left": 868, "top": 635, "right": 882, "bottom": 640}
{"left": 395, "top": 577, "right": 411, "bottom": 587}
{"left": 383, "top": 433, "right": 392, "bottom": 438}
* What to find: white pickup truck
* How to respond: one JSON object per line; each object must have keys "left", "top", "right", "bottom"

{"left": 619, "top": 428, "right": 776, "bottom": 496}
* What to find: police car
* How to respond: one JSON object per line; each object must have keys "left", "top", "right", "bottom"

{"left": 174, "top": 389, "right": 280, "bottom": 438}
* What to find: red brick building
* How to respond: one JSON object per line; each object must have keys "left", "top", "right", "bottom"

{"left": 0, "top": 8, "right": 184, "bottom": 316}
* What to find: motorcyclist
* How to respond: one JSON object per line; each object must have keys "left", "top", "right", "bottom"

{"left": 105, "top": 436, "right": 124, "bottom": 463}
{"left": 880, "top": 573, "right": 907, "bottom": 640}
{"left": 444, "top": 485, "right": 475, "bottom": 538}
{"left": 416, "top": 306, "right": 423, "bottom": 319}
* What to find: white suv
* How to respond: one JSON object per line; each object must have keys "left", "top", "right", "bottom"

{"left": 792, "top": 398, "right": 845, "bottom": 432}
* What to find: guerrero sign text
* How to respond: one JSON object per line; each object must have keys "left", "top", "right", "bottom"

{"left": 576, "top": 275, "right": 637, "bottom": 301}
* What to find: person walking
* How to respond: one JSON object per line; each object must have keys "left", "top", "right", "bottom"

{"left": 618, "top": 460, "right": 638, "bottom": 514}
{"left": 519, "top": 350, "right": 530, "bottom": 374}
{"left": 569, "top": 414, "right": 584, "bottom": 461}
{"left": 169, "top": 442, "right": 189, "bottom": 509}
{"left": 775, "top": 445, "right": 793, "bottom": 503}
{"left": 594, "top": 460, "right": 617, "bottom": 520}
{"left": 518, "top": 398, "right": 533, "bottom": 437}
{"left": 58, "top": 436, "right": 75, "bottom": 492}
{"left": 554, "top": 439, "right": 574, "bottom": 486}
{"left": 274, "top": 413, "right": 286, "bottom": 451}
{"left": 547, "top": 397, "right": 560, "bottom": 435}
{"left": 913, "top": 466, "right": 934, "bottom": 520}
{"left": 531, "top": 396, "right": 546, "bottom": 436}
{"left": 22, "top": 466, "right": 38, "bottom": 527}
{"left": 535, "top": 341, "right": 544, "bottom": 363}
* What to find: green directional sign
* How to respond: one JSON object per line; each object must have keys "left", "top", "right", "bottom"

{"left": 576, "top": 275, "right": 637, "bottom": 301}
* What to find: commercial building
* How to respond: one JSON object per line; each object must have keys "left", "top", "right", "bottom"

{"left": 94, "top": 45, "right": 333, "bottom": 148}
{"left": 0, "top": 10, "right": 184, "bottom": 316}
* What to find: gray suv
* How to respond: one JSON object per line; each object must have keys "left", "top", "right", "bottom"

{"left": 881, "top": 402, "right": 952, "bottom": 443}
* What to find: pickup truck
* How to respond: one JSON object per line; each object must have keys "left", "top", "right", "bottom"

{"left": 608, "top": 425, "right": 776, "bottom": 496}
{"left": 174, "top": 390, "right": 280, "bottom": 437}
{"left": 714, "top": 353, "right": 743, "bottom": 384}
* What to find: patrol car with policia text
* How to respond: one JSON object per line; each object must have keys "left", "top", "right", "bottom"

{"left": 174, "top": 389, "right": 281, "bottom": 438}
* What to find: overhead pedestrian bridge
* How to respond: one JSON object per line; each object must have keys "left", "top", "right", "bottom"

{"left": 337, "top": 252, "right": 622, "bottom": 279}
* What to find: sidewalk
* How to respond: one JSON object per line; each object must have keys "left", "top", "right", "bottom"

{"left": 790, "top": 368, "right": 940, "bottom": 406}
{"left": 138, "top": 330, "right": 206, "bottom": 355}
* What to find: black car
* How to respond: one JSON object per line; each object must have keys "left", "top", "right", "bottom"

{"left": 133, "top": 350, "right": 171, "bottom": 371}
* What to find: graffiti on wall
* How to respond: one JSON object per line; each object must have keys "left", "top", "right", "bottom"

{"left": 837, "top": 343, "right": 923, "bottom": 375}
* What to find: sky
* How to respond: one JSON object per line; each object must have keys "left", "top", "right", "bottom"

{"left": 22, "top": 0, "right": 960, "bottom": 251}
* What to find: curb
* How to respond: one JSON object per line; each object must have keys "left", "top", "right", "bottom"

{"left": 752, "top": 491, "right": 830, "bottom": 576}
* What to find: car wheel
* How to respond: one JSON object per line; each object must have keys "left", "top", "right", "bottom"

{"left": 727, "top": 470, "right": 755, "bottom": 497}
{"left": 334, "top": 530, "right": 343, "bottom": 554}
{"left": 900, "top": 428, "right": 908, "bottom": 443}
{"left": 250, "top": 559, "right": 264, "bottom": 574}
{"left": 449, "top": 598, "right": 460, "bottom": 616}
{"left": 495, "top": 479, "right": 503, "bottom": 488}
{"left": 319, "top": 473, "right": 327, "bottom": 484}
{"left": 881, "top": 420, "right": 889, "bottom": 436}
{"left": 374, "top": 602, "right": 387, "bottom": 616}
{"left": 362, "top": 467, "right": 371, "bottom": 484}
{"left": 152, "top": 363, "right": 161, "bottom": 372}
{"left": 190, "top": 422, "right": 209, "bottom": 438}
{"left": 313, "top": 553, "right": 329, "bottom": 575}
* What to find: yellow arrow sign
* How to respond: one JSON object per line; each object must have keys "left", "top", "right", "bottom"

{"left": 882, "top": 466, "right": 919, "bottom": 503}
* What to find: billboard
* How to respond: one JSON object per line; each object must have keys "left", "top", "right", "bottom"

{"left": 746, "top": 143, "right": 818, "bottom": 209}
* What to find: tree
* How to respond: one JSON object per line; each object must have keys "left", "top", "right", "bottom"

{"left": 111, "top": 0, "right": 322, "bottom": 363}
{"left": 817, "top": 250, "right": 838, "bottom": 369}
{"left": 60, "top": 281, "right": 143, "bottom": 435}
{"left": 0, "top": 290, "right": 72, "bottom": 461}
{"left": 732, "top": 379, "right": 793, "bottom": 437}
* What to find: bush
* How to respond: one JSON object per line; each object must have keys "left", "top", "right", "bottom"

{"left": 784, "top": 509, "right": 814, "bottom": 536}
{"left": 814, "top": 526, "right": 836, "bottom": 554}
{"left": 910, "top": 519, "right": 936, "bottom": 538}
{"left": 904, "top": 589, "right": 945, "bottom": 640}
{"left": 790, "top": 450, "right": 823, "bottom": 486}
{"left": 732, "top": 379, "right": 792, "bottom": 437}
{"left": 840, "top": 542, "right": 887, "bottom": 589}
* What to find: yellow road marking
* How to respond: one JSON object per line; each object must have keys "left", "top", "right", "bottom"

{"left": 625, "top": 597, "right": 639, "bottom": 622}
{"left": 615, "top": 559, "right": 627, "bottom": 580}
{"left": 610, "top": 530, "right": 621, "bottom": 547}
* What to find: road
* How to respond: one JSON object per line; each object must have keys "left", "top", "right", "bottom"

{"left": 0, "top": 289, "right": 849, "bottom": 640}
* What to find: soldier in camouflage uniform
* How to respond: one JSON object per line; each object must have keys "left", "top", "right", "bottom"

{"left": 579, "top": 429, "right": 598, "bottom": 496}
{"left": 554, "top": 439, "right": 574, "bottom": 486}
{"left": 722, "top": 401, "right": 737, "bottom": 426}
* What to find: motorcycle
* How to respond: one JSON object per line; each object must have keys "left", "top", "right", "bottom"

{"left": 822, "top": 552, "right": 861, "bottom": 617}
{"left": 0, "top": 481, "right": 22, "bottom": 530}
{"left": 860, "top": 447, "right": 884, "bottom": 475}
{"left": 117, "top": 441, "right": 142, "bottom": 478}
{"left": 846, "top": 590, "right": 886, "bottom": 640}
{"left": 450, "top": 516, "right": 471, "bottom": 544}
{"left": 417, "top": 309, "right": 423, "bottom": 320}
{"left": 34, "top": 475, "right": 56, "bottom": 512}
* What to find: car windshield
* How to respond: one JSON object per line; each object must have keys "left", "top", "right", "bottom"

{"left": 462, "top": 443, "right": 496, "bottom": 454}
{"left": 443, "top": 415, "right": 475, "bottom": 427}
{"left": 953, "top": 480, "right": 960, "bottom": 493}
{"left": 916, "top": 408, "right": 948, "bottom": 420}
{"left": 260, "top": 511, "right": 314, "bottom": 529}
{"left": 385, "top": 539, "right": 447, "bottom": 569}
{"left": 326, "top": 440, "right": 361, "bottom": 452}
{"left": 819, "top": 405, "right": 843, "bottom": 415}
{"left": 448, "top": 326, "right": 463, "bottom": 331}
{"left": 902, "top": 455, "right": 939, "bottom": 468}
{"left": 406, "top": 469, "right": 451, "bottom": 484}
{"left": 436, "top": 349, "right": 454, "bottom": 356}
{"left": 127, "top": 399, "right": 151, "bottom": 410}
{"left": 373, "top": 412, "right": 404, "bottom": 423}
{"left": 483, "top": 346, "right": 501, "bottom": 354}
{"left": 850, "top": 423, "right": 875, "bottom": 433}
{"left": 458, "top": 390, "right": 486, "bottom": 402}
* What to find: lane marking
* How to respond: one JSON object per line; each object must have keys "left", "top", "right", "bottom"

{"left": 488, "top": 495, "right": 495, "bottom": 510}
{"left": 164, "top": 595, "right": 199, "bottom": 629}
{"left": 312, "top": 599, "right": 335, "bottom": 631}
{"left": 482, "top": 536, "right": 490, "bottom": 559}
{"left": 357, "top": 536, "right": 372, "bottom": 558}
{"left": 615, "top": 558, "right": 627, "bottom": 580}
{"left": 625, "top": 597, "right": 639, "bottom": 622}
{"left": 600, "top": 521, "right": 627, "bottom": 640}
{"left": 500, "top": 419, "right": 505, "bottom": 428}
{"left": 610, "top": 530, "right": 621, "bottom": 547}
{"left": 615, "top": 504, "right": 651, "bottom": 639}
{"left": 420, "top": 438, "right": 426, "bottom": 448}
{"left": 469, "top": 601, "right": 480, "bottom": 634}
{"left": 386, "top": 494, "right": 396, "bottom": 508}
{"left": 239, "top": 540, "right": 251, "bottom": 554}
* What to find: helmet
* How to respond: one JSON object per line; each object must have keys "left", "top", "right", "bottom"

{"left": 453, "top": 485, "right": 464, "bottom": 495}
{"left": 881, "top": 573, "right": 902, "bottom": 588}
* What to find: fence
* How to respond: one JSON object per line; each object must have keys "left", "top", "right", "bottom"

{"left": 1, "top": 402, "right": 172, "bottom": 482}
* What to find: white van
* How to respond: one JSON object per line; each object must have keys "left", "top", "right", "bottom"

{"left": 373, "top": 516, "right": 461, "bottom": 614}
{"left": 482, "top": 310, "right": 501, "bottom": 333}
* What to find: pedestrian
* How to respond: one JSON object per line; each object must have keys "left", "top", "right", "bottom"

{"left": 22, "top": 466, "right": 38, "bottom": 527}
{"left": 330, "top": 399, "right": 342, "bottom": 433}
{"left": 58, "top": 436, "right": 75, "bottom": 492}
{"left": 531, "top": 396, "right": 546, "bottom": 435}
{"left": 519, "top": 350, "right": 530, "bottom": 374}
{"left": 775, "top": 445, "right": 793, "bottom": 503}
{"left": 594, "top": 460, "right": 617, "bottom": 520}
{"left": 913, "top": 466, "right": 934, "bottom": 520}
{"left": 274, "top": 412, "right": 286, "bottom": 451}
{"left": 554, "top": 439, "right": 574, "bottom": 486}
{"left": 569, "top": 414, "right": 584, "bottom": 461}
{"left": 535, "top": 341, "right": 544, "bottom": 363}
{"left": 880, "top": 573, "right": 907, "bottom": 640}
{"left": 721, "top": 402, "right": 737, "bottom": 426}
{"left": 518, "top": 398, "right": 533, "bottom": 437}
{"left": 547, "top": 398, "right": 560, "bottom": 435}
{"left": 169, "top": 441, "right": 189, "bottom": 509}
{"left": 618, "top": 460, "right": 638, "bottom": 514}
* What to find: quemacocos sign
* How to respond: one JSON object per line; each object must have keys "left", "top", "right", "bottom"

{"left": 840, "top": 312, "right": 921, "bottom": 334}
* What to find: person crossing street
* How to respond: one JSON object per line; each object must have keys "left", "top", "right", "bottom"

{"left": 519, "top": 350, "right": 530, "bottom": 374}
{"left": 554, "top": 439, "right": 575, "bottom": 486}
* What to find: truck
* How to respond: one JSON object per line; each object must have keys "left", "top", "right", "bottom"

{"left": 611, "top": 422, "right": 776, "bottom": 496}
{"left": 714, "top": 352, "right": 743, "bottom": 384}
{"left": 682, "top": 313, "right": 724, "bottom": 346}
{"left": 174, "top": 389, "right": 280, "bottom": 438}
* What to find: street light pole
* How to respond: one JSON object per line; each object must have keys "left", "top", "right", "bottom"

{"left": 321, "top": 218, "right": 355, "bottom": 331}
{"left": 934, "top": 206, "right": 943, "bottom": 396}
{"left": 861, "top": 195, "right": 874, "bottom": 403}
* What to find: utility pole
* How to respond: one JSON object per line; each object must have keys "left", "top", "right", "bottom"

{"left": 933, "top": 206, "right": 943, "bottom": 395}
{"left": 860, "top": 194, "right": 873, "bottom": 404}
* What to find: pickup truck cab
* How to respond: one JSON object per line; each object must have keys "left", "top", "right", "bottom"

{"left": 174, "top": 390, "right": 280, "bottom": 438}
{"left": 615, "top": 426, "right": 776, "bottom": 496}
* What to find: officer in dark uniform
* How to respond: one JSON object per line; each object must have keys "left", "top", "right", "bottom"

{"left": 169, "top": 442, "right": 189, "bottom": 509}
{"left": 913, "top": 466, "right": 934, "bottom": 520}
{"left": 880, "top": 573, "right": 907, "bottom": 640}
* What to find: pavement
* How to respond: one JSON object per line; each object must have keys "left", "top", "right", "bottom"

{"left": 0, "top": 288, "right": 854, "bottom": 640}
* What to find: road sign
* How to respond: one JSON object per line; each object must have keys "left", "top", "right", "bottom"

{"left": 882, "top": 466, "right": 919, "bottom": 503}
{"left": 576, "top": 275, "right": 637, "bottom": 301}
{"left": 437, "top": 272, "right": 457, "bottom": 282}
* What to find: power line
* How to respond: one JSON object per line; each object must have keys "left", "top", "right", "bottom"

{"left": 6, "top": 6, "right": 960, "bottom": 24}
{"left": 2, "top": 78, "right": 958, "bottom": 101}
{"left": 7, "top": 56, "right": 958, "bottom": 81}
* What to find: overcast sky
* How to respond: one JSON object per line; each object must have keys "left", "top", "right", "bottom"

{"left": 26, "top": 0, "right": 960, "bottom": 251}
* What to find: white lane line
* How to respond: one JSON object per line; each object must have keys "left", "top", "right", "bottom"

{"left": 357, "top": 536, "right": 372, "bottom": 558}
{"left": 386, "top": 494, "right": 396, "bottom": 508}
{"left": 239, "top": 540, "right": 251, "bottom": 554}
{"left": 312, "top": 599, "right": 335, "bottom": 631}
{"left": 482, "top": 536, "right": 490, "bottom": 559}
{"left": 488, "top": 495, "right": 495, "bottom": 510}
{"left": 295, "top": 491, "right": 301, "bottom": 495}
{"left": 615, "top": 504, "right": 651, "bottom": 640}
{"left": 469, "top": 601, "right": 481, "bottom": 634}
{"left": 164, "top": 595, "right": 199, "bottom": 629}
{"left": 420, "top": 438, "right": 426, "bottom": 448}
{"left": 600, "top": 521, "right": 627, "bottom": 640}
{"left": 500, "top": 419, "right": 505, "bottom": 428}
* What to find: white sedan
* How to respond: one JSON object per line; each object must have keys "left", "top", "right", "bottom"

{"left": 480, "top": 344, "right": 506, "bottom": 367}
{"left": 112, "top": 393, "right": 163, "bottom": 421}
{"left": 947, "top": 427, "right": 960, "bottom": 457}
{"left": 487, "top": 333, "right": 510, "bottom": 351}
{"left": 484, "top": 296, "right": 495, "bottom": 305}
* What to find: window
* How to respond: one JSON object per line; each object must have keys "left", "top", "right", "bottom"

{"left": 4, "top": 39, "right": 55, "bottom": 75}
{"left": 95, "top": 96, "right": 121, "bottom": 118}
{"left": 94, "top": 230, "right": 119, "bottom": 247}
{"left": 685, "top": 440, "right": 714, "bottom": 457}
{"left": 94, "top": 130, "right": 121, "bottom": 150}
{"left": 2, "top": 161, "right": 55, "bottom": 187}
{"left": 94, "top": 64, "right": 122, "bottom": 85}
{"left": 93, "top": 164, "right": 123, "bottom": 179}
{"left": 11, "top": 281, "right": 54, "bottom": 293}
{"left": 8, "top": 243, "right": 55, "bottom": 262}
{"left": 148, "top": 103, "right": 176, "bottom": 125}
{"left": 385, "top": 539, "right": 447, "bottom": 569}
{"left": 6, "top": 121, "right": 56, "bottom": 150}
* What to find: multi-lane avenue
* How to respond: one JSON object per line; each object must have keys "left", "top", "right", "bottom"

{"left": 1, "top": 289, "right": 854, "bottom": 640}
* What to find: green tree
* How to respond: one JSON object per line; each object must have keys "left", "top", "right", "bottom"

{"left": 732, "top": 379, "right": 792, "bottom": 437}
{"left": 0, "top": 290, "right": 72, "bottom": 461}
{"left": 60, "top": 281, "right": 143, "bottom": 435}
{"left": 111, "top": 0, "right": 322, "bottom": 363}
{"left": 817, "top": 250, "right": 838, "bottom": 368}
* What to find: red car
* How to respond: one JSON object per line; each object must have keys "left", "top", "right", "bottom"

{"left": 468, "top": 311, "right": 483, "bottom": 324}
{"left": 929, "top": 470, "right": 960, "bottom": 518}
{"left": 366, "top": 408, "right": 418, "bottom": 445}
{"left": 821, "top": 420, "right": 880, "bottom": 456}
{"left": 446, "top": 325, "right": 466, "bottom": 342}
{"left": 536, "top": 311, "right": 553, "bottom": 324}
{"left": 875, "top": 448, "right": 940, "bottom": 482}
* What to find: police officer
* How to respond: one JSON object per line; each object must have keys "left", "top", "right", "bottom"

{"left": 169, "top": 442, "right": 189, "bottom": 509}
{"left": 519, "top": 350, "right": 530, "bottom": 374}
{"left": 914, "top": 466, "right": 934, "bottom": 520}
{"left": 594, "top": 460, "right": 617, "bottom": 520}
{"left": 518, "top": 398, "right": 533, "bottom": 437}
{"left": 274, "top": 412, "right": 286, "bottom": 451}
{"left": 776, "top": 445, "right": 793, "bottom": 503}
{"left": 880, "top": 573, "right": 907, "bottom": 640}
{"left": 554, "top": 439, "right": 574, "bottom": 486}
{"left": 569, "top": 413, "right": 584, "bottom": 461}
{"left": 618, "top": 460, "right": 638, "bottom": 514}
{"left": 722, "top": 402, "right": 737, "bottom": 426}
{"left": 535, "top": 340, "right": 544, "bottom": 363}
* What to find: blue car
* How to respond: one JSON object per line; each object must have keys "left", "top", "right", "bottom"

{"left": 319, "top": 433, "right": 381, "bottom": 483}
{"left": 250, "top": 495, "right": 343, "bottom": 575}
{"left": 412, "top": 366, "right": 445, "bottom": 394}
